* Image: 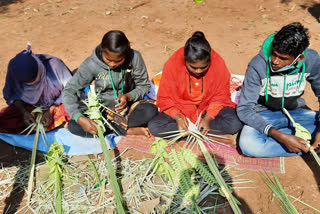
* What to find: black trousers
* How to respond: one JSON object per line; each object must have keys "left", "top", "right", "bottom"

{"left": 148, "top": 107, "right": 243, "bottom": 137}
{"left": 68, "top": 102, "right": 158, "bottom": 137}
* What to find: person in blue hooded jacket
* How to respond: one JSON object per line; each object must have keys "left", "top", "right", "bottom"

{"left": 237, "top": 22, "right": 320, "bottom": 157}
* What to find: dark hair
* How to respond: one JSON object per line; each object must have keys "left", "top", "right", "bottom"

{"left": 184, "top": 31, "right": 211, "bottom": 63}
{"left": 101, "top": 30, "right": 130, "bottom": 55}
{"left": 101, "top": 30, "right": 135, "bottom": 93}
{"left": 272, "top": 22, "right": 310, "bottom": 57}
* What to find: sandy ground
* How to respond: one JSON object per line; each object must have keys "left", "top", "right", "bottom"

{"left": 1, "top": 0, "right": 320, "bottom": 213}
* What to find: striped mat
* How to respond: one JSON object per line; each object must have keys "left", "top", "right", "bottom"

{"left": 116, "top": 135, "right": 285, "bottom": 173}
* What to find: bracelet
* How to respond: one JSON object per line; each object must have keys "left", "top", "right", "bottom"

{"left": 176, "top": 117, "right": 183, "bottom": 121}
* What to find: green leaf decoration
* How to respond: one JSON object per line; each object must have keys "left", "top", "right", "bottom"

{"left": 83, "top": 91, "right": 125, "bottom": 213}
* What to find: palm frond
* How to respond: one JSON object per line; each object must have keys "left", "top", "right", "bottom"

{"left": 83, "top": 91, "right": 125, "bottom": 213}
{"left": 260, "top": 171, "right": 299, "bottom": 214}
{"left": 26, "top": 107, "right": 48, "bottom": 205}
{"left": 288, "top": 195, "right": 320, "bottom": 213}
{"left": 27, "top": 123, "right": 40, "bottom": 205}
{"left": 100, "top": 104, "right": 122, "bottom": 117}
{"left": 283, "top": 108, "right": 320, "bottom": 167}
{"left": 45, "top": 142, "right": 65, "bottom": 214}
{"left": 158, "top": 114, "right": 242, "bottom": 214}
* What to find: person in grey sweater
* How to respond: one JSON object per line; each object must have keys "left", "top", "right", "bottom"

{"left": 237, "top": 22, "right": 320, "bottom": 157}
{"left": 62, "top": 30, "right": 157, "bottom": 137}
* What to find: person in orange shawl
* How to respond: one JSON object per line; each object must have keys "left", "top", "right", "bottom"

{"left": 148, "top": 31, "right": 243, "bottom": 137}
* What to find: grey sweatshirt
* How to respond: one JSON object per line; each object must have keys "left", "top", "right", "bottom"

{"left": 62, "top": 46, "right": 150, "bottom": 121}
{"left": 237, "top": 35, "right": 320, "bottom": 135}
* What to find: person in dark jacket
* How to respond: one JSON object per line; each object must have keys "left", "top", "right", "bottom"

{"left": 237, "top": 22, "right": 320, "bottom": 157}
{"left": 62, "top": 30, "right": 157, "bottom": 137}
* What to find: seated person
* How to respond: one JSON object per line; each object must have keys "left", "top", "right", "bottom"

{"left": 0, "top": 43, "right": 72, "bottom": 134}
{"left": 62, "top": 30, "right": 158, "bottom": 137}
{"left": 148, "top": 31, "right": 243, "bottom": 139}
{"left": 237, "top": 22, "right": 320, "bottom": 157}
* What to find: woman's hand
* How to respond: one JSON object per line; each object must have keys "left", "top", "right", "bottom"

{"left": 13, "top": 100, "right": 35, "bottom": 126}
{"left": 199, "top": 115, "right": 212, "bottom": 136}
{"left": 22, "top": 111, "right": 36, "bottom": 126}
{"left": 174, "top": 114, "right": 188, "bottom": 133}
{"left": 78, "top": 116, "right": 98, "bottom": 135}
{"left": 115, "top": 93, "right": 131, "bottom": 113}
{"left": 176, "top": 118, "right": 188, "bottom": 132}
{"left": 41, "top": 106, "right": 54, "bottom": 128}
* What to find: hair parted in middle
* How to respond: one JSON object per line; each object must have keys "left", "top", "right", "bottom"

{"left": 100, "top": 30, "right": 135, "bottom": 93}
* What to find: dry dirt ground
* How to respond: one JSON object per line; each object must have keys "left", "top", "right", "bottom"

{"left": 1, "top": 0, "right": 320, "bottom": 213}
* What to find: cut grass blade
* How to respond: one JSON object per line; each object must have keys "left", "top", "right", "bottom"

{"left": 101, "top": 103, "right": 122, "bottom": 117}
{"left": 97, "top": 126, "right": 125, "bottom": 213}
{"left": 87, "top": 155, "right": 100, "bottom": 185}
{"left": 288, "top": 195, "right": 320, "bottom": 213}
{"left": 102, "top": 117, "right": 121, "bottom": 136}
{"left": 260, "top": 171, "right": 298, "bottom": 214}
{"left": 27, "top": 123, "right": 40, "bottom": 205}
{"left": 83, "top": 91, "right": 125, "bottom": 213}
{"left": 20, "top": 123, "right": 36, "bottom": 135}
{"left": 207, "top": 133, "right": 230, "bottom": 139}
{"left": 26, "top": 107, "right": 47, "bottom": 205}
{"left": 261, "top": 171, "right": 320, "bottom": 213}
{"left": 197, "top": 139, "right": 241, "bottom": 214}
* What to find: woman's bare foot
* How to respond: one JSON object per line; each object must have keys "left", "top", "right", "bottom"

{"left": 64, "top": 122, "right": 69, "bottom": 130}
{"left": 127, "top": 127, "right": 152, "bottom": 138}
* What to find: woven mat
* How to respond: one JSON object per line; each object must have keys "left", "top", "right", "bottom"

{"left": 116, "top": 135, "right": 285, "bottom": 173}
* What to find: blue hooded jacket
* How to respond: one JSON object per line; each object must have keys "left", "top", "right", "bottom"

{"left": 237, "top": 35, "right": 320, "bottom": 135}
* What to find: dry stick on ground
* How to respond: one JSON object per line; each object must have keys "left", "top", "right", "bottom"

{"left": 130, "top": 1, "right": 149, "bottom": 10}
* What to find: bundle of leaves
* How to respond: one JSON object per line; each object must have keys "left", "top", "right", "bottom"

{"left": 42, "top": 142, "right": 67, "bottom": 214}
{"left": 156, "top": 115, "right": 242, "bottom": 213}
{"left": 283, "top": 108, "right": 320, "bottom": 167}
{"left": 148, "top": 135, "right": 243, "bottom": 213}
{"left": 82, "top": 91, "right": 125, "bottom": 213}
{"left": 21, "top": 107, "right": 47, "bottom": 205}
{"left": 260, "top": 171, "right": 320, "bottom": 214}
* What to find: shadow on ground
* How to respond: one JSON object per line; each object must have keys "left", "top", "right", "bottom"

{"left": 302, "top": 154, "right": 320, "bottom": 191}
{"left": 0, "top": 0, "right": 24, "bottom": 13}
{"left": 280, "top": 0, "right": 293, "bottom": 3}
{"left": 301, "top": 2, "right": 320, "bottom": 23}
{"left": 280, "top": 0, "right": 320, "bottom": 23}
